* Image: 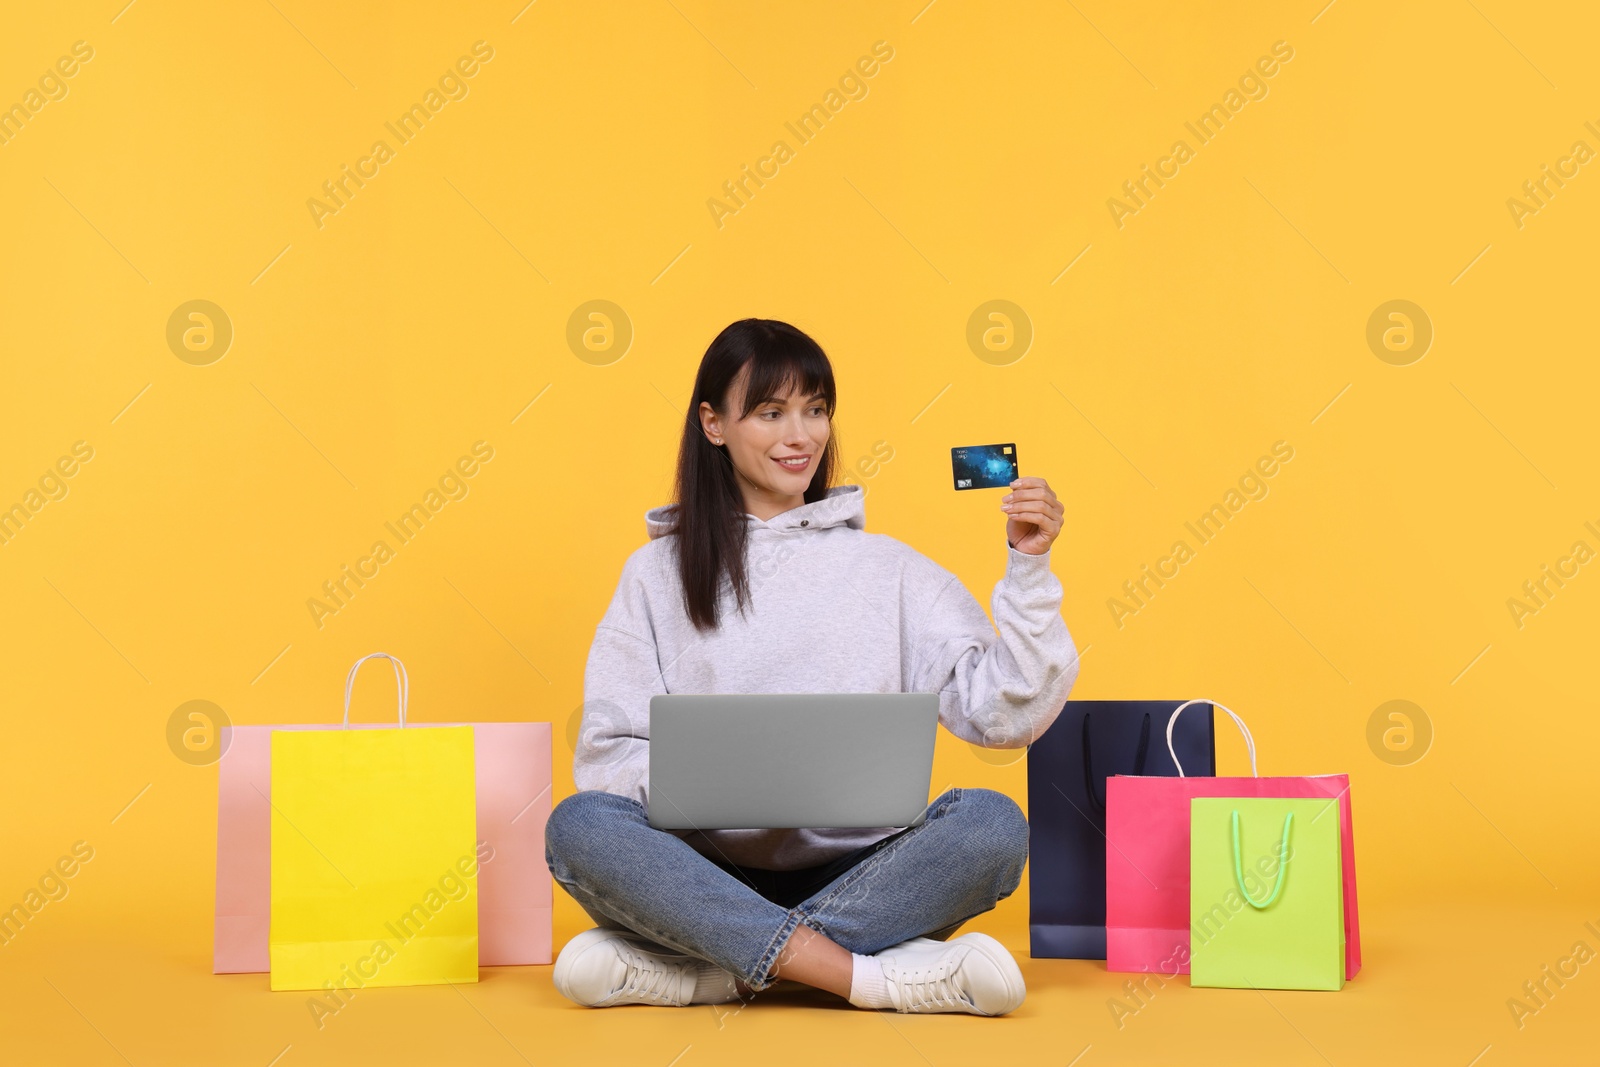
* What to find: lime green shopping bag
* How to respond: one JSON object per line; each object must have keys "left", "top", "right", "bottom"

{"left": 269, "top": 724, "right": 478, "bottom": 991}
{"left": 1189, "top": 796, "right": 1345, "bottom": 991}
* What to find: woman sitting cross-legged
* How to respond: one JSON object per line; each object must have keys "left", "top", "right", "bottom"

{"left": 546, "top": 318, "right": 1081, "bottom": 1016}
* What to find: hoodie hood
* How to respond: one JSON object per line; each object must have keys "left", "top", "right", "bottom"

{"left": 645, "top": 483, "right": 865, "bottom": 540}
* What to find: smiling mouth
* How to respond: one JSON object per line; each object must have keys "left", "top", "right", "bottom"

{"left": 773, "top": 455, "right": 812, "bottom": 471}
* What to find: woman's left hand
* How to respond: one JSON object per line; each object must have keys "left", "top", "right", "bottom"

{"left": 1002, "top": 476, "right": 1064, "bottom": 555}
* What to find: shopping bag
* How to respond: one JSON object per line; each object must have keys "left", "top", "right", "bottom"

{"left": 1104, "top": 700, "right": 1360, "bottom": 979}
{"left": 1189, "top": 797, "right": 1345, "bottom": 990}
{"left": 214, "top": 653, "right": 553, "bottom": 973}
{"left": 1027, "top": 700, "right": 1216, "bottom": 958}
{"left": 269, "top": 717, "right": 478, "bottom": 991}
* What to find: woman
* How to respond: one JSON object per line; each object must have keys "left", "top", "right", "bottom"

{"left": 545, "top": 318, "right": 1081, "bottom": 1015}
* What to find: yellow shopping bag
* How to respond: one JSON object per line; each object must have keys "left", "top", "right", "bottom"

{"left": 269, "top": 720, "right": 478, "bottom": 991}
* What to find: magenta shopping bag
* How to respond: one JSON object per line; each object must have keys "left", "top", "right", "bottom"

{"left": 1103, "top": 700, "right": 1361, "bottom": 979}
{"left": 214, "top": 653, "right": 553, "bottom": 973}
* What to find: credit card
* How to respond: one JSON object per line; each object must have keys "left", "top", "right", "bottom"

{"left": 951, "top": 443, "right": 1019, "bottom": 490}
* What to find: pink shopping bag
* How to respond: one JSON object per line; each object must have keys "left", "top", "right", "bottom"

{"left": 214, "top": 653, "right": 552, "bottom": 973}
{"left": 1104, "top": 699, "right": 1360, "bottom": 979}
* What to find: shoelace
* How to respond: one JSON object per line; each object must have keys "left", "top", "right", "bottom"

{"left": 885, "top": 951, "right": 972, "bottom": 1012}
{"left": 612, "top": 942, "right": 693, "bottom": 1004}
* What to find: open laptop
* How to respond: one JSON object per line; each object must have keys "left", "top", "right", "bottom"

{"left": 647, "top": 693, "right": 940, "bottom": 830}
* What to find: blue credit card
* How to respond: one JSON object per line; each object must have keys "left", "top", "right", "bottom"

{"left": 951, "top": 443, "right": 1019, "bottom": 490}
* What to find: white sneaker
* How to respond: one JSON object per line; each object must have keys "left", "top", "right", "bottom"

{"left": 875, "top": 933, "right": 1026, "bottom": 1016}
{"left": 552, "top": 927, "right": 742, "bottom": 1008}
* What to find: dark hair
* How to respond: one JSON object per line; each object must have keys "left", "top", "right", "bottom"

{"left": 663, "top": 318, "right": 840, "bottom": 632}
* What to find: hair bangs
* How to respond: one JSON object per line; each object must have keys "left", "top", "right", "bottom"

{"left": 734, "top": 339, "right": 836, "bottom": 420}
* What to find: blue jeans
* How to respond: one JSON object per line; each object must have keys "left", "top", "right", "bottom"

{"left": 543, "top": 786, "right": 1029, "bottom": 992}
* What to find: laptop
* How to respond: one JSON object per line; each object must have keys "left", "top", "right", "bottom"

{"left": 646, "top": 693, "right": 940, "bottom": 830}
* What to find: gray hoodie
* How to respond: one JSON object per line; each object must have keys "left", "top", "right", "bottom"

{"left": 574, "top": 482, "right": 1082, "bottom": 871}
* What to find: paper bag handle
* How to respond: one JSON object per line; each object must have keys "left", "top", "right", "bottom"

{"left": 1082, "top": 712, "right": 1151, "bottom": 813}
{"left": 1232, "top": 809, "right": 1292, "bottom": 908}
{"left": 1166, "top": 698, "right": 1257, "bottom": 777}
{"left": 343, "top": 652, "right": 408, "bottom": 726}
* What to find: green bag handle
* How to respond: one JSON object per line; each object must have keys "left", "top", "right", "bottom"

{"left": 1231, "top": 809, "right": 1292, "bottom": 908}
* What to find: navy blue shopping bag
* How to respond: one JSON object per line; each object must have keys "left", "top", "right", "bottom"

{"left": 1026, "top": 700, "right": 1216, "bottom": 958}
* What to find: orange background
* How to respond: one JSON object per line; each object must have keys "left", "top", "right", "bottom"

{"left": 1, "top": 0, "right": 1596, "bottom": 1063}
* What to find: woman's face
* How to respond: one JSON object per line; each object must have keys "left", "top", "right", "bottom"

{"left": 700, "top": 368, "right": 831, "bottom": 507}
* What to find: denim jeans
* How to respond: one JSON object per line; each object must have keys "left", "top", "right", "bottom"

{"left": 543, "top": 786, "right": 1030, "bottom": 992}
